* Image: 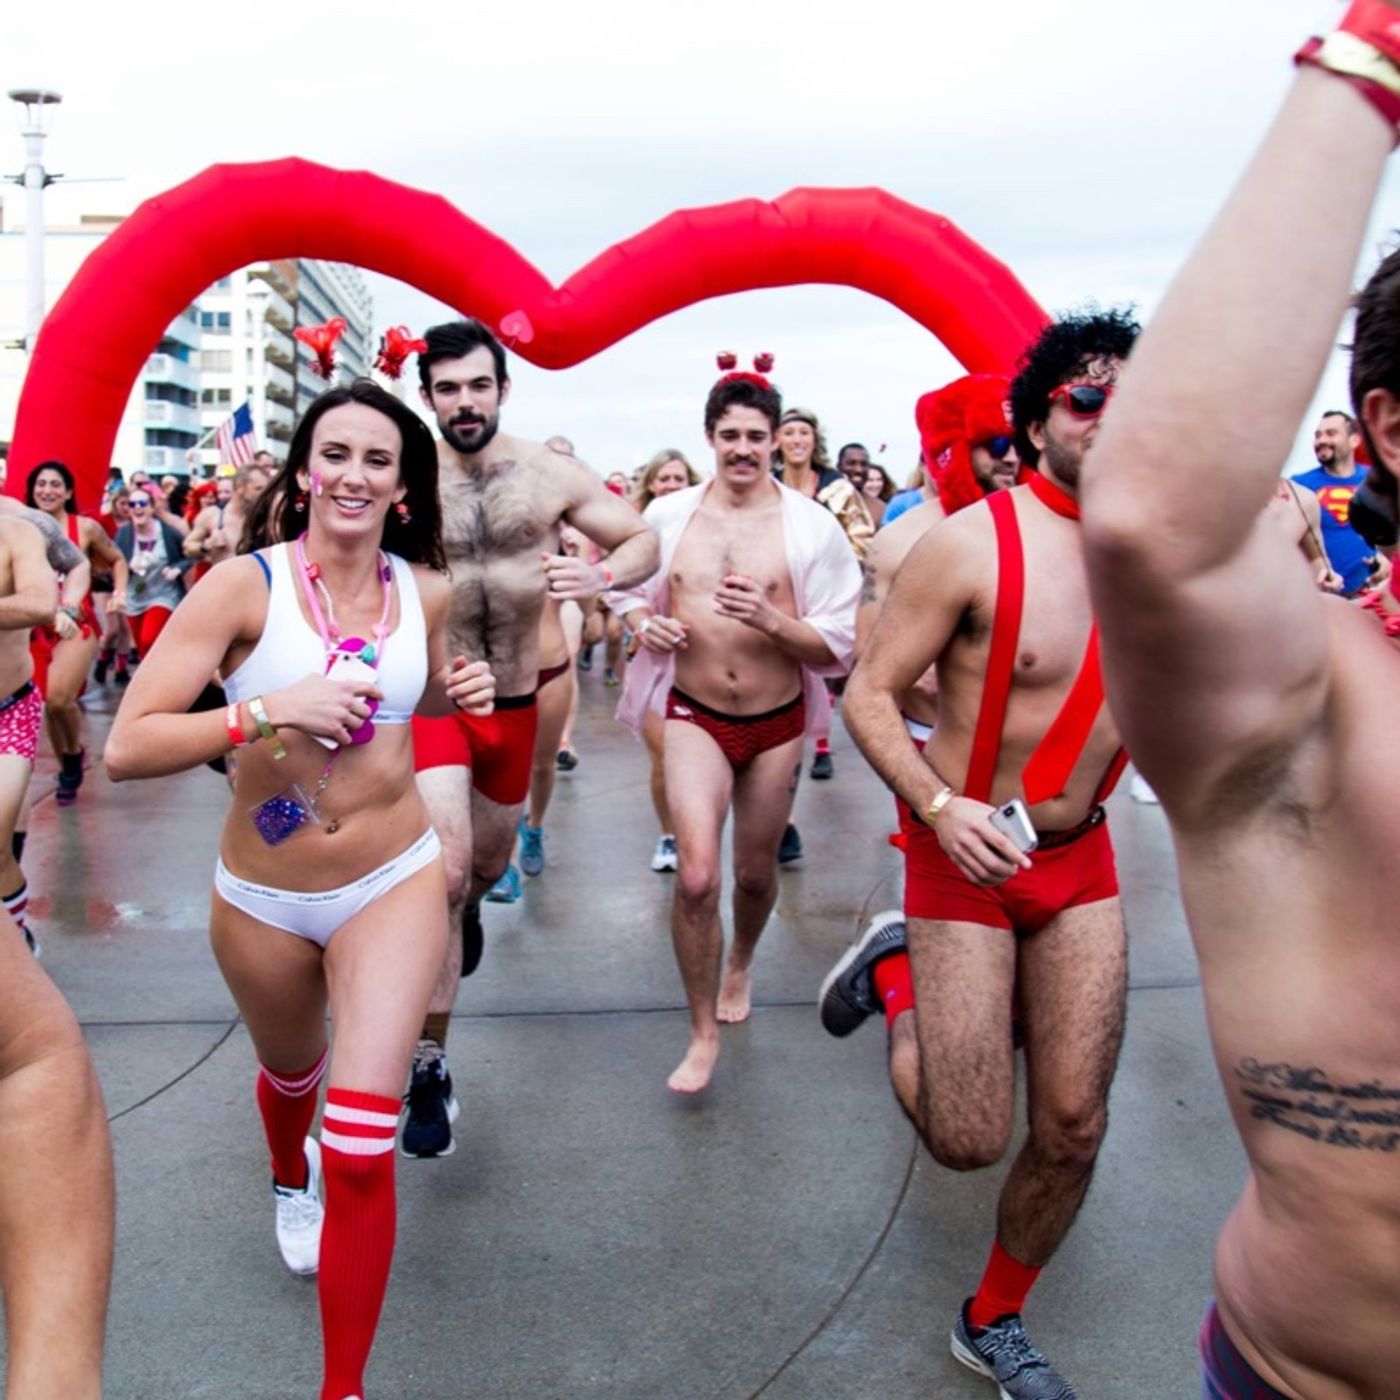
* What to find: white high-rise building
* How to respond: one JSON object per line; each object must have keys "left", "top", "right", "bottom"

{"left": 195, "top": 258, "right": 372, "bottom": 469}
{"left": 0, "top": 208, "right": 202, "bottom": 476}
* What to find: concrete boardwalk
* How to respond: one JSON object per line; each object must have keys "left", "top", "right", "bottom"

{"left": 15, "top": 674, "right": 1240, "bottom": 1399}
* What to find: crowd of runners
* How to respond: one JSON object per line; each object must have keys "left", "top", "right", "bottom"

{"left": 3, "top": 7, "right": 1400, "bottom": 1397}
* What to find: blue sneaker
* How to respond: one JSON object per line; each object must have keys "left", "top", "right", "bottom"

{"left": 519, "top": 822, "right": 545, "bottom": 877}
{"left": 484, "top": 864, "right": 522, "bottom": 903}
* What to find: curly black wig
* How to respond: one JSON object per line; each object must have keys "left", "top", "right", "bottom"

{"left": 1009, "top": 307, "right": 1141, "bottom": 466}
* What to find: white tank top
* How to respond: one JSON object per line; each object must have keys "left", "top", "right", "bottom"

{"left": 223, "top": 544, "right": 427, "bottom": 724}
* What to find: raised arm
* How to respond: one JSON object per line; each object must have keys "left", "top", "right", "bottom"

{"left": 559, "top": 463, "right": 659, "bottom": 592}
{"left": 1081, "top": 63, "right": 1393, "bottom": 817}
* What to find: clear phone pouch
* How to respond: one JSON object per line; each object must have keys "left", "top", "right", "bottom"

{"left": 250, "top": 782, "right": 325, "bottom": 846}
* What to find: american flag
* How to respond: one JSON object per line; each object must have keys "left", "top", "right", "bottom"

{"left": 214, "top": 401, "right": 257, "bottom": 466}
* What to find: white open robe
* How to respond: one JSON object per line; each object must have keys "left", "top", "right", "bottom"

{"left": 608, "top": 479, "right": 862, "bottom": 744}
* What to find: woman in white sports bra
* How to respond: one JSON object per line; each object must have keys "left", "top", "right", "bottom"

{"left": 106, "top": 378, "right": 494, "bottom": 1400}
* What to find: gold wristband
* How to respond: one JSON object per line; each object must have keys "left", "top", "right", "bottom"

{"left": 247, "top": 694, "right": 287, "bottom": 761}
{"left": 1315, "top": 31, "right": 1400, "bottom": 97}
{"left": 924, "top": 785, "right": 957, "bottom": 826}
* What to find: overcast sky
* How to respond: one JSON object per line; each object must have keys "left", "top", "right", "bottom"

{"left": 6, "top": 0, "right": 1397, "bottom": 477}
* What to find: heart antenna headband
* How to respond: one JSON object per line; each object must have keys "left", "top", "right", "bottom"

{"left": 374, "top": 325, "right": 427, "bottom": 380}
{"left": 715, "top": 350, "right": 775, "bottom": 390}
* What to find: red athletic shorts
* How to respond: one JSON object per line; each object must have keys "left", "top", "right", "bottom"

{"left": 665, "top": 686, "right": 806, "bottom": 772}
{"left": 900, "top": 801, "right": 1118, "bottom": 933}
{"left": 412, "top": 696, "right": 538, "bottom": 805}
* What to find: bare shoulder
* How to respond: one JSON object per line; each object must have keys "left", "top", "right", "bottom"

{"left": 0, "top": 516, "right": 40, "bottom": 553}
{"left": 410, "top": 562, "right": 452, "bottom": 622}
{"left": 874, "top": 500, "right": 946, "bottom": 575}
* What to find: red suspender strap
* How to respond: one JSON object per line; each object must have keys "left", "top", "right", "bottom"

{"left": 964, "top": 491, "right": 1024, "bottom": 803}
{"left": 1021, "top": 627, "right": 1107, "bottom": 805}
{"left": 1093, "top": 747, "right": 1130, "bottom": 806}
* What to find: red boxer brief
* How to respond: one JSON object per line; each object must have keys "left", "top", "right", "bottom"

{"left": 901, "top": 802, "right": 1118, "bottom": 932}
{"left": 665, "top": 686, "right": 806, "bottom": 773}
{"left": 412, "top": 695, "right": 538, "bottom": 806}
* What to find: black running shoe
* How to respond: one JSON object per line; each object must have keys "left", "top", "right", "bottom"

{"left": 577, "top": 645, "right": 594, "bottom": 672}
{"left": 777, "top": 823, "right": 804, "bottom": 866}
{"left": 950, "top": 1300, "right": 1079, "bottom": 1399}
{"left": 462, "top": 898, "right": 484, "bottom": 978}
{"left": 401, "top": 1041, "right": 459, "bottom": 1159}
{"left": 817, "top": 910, "right": 907, "bottom": 1037}
{"left": 810, "top": 750, "right": 834, "bottom": 780}
{"left": 93, "top": 649, "right": 112, "bottom": 685}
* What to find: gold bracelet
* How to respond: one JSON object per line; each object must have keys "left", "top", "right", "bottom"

{"left": 247, "top": 695, "right": 287, "bottom": 761}
{"left": 923, "top": 785, "right": 957, "bottom": 826}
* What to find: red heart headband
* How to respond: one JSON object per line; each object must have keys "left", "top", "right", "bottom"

{"left": 715, "top": 350, "right": 775, "bottom": 391}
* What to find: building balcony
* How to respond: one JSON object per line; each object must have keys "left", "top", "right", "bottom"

{"left": 264, "top": 398, "right": 296, "bottom": 430}
{"left": 143, "top": 446, "right": 196, "bottom": 474}
{"left": 250, "top": 261, "right": 298, "bottom": 300}
{"left": 143, "top": 400, "right": 202, "bottom": 433}
{"left": 266, "top": 381, "right": 296, "bottom": 409}
{"left": 265, "top": 339, "right": 295, "bottom": 371}
{"left": 144, "top": 353, "right": 200, "bottom": 393}
{"left": 265, "top": 420, "right": 294, "bottom": 443}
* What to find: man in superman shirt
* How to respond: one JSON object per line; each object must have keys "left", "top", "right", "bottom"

{"left": 1293, "top": 409, "right": 1379, "bottom": 593}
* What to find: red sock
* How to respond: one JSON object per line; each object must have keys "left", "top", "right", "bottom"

{"left": 872, "top": 951, "right": 915, "bottom": 1027}
{"left": 816, "top": 736, "right": 831, "bottom": 753}
{"left": 256, "top": 1050, "right": 327, "bottom": 1190}
{"left": 968, "top": 1239, "right": 1042, "bottom": 1329}
{"left": 318, "top": 1087, "right": 400, "bottom": 1400}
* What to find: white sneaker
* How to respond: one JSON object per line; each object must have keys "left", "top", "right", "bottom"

{"left": 1130, "top": 774, "right": 1160, "bottom": 805}
{"left": 273, "top": 1136, "right": 324, "bottom": 1275}
{"left": 651, "top": 834, "right": 679, "bottom": 872}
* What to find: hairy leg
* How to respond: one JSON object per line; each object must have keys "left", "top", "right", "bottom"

{"left": 663, "top": 720, "right": 734, "bottom": 1092}
{"left": 903, "top": 917, "right": 1018, "bottom": 1168}
{"left": 721, "top": 737, "right": 804, "bottom": 1023}
{"left": 995, "top": 898, "right": 1127, "bottom": 1266}
{"left": 470, "top": 788, "right": 523, "bottom": 897}
{"left": 0, "top": 911, "right": 113, "bottom": 1400}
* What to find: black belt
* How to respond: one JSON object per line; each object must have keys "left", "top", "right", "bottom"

{"left": 493, "top": 690, "right": 538, "bottom": 712}
{"left": 1034, "top": 805, "right": 1106, "bottom": 851}
{"left": 0, "top": 681, "right": 36, "bottom": 713}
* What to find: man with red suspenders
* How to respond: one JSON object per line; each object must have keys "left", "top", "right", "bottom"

{"left": 826, "top": 311, "right": 1139, "bottom": 1400}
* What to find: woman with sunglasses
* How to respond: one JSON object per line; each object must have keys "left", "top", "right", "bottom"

{"left": 25, "top": 461, "right": 129, "bottom": 805}
{"left": 105, "top": 378, "right": 495, "bottom": 1400}
{"left": 112, "top": 487, "right": 193, "bottom": 660}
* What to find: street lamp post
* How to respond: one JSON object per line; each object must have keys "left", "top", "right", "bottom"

{"left": 7, "top": 89, "right": 62, "bottom": 353}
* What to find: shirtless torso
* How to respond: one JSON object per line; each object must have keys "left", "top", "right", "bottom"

{"left": 668, "top": 483, "right": 802, "bottom": 714}
{"left": 1081, "top": 53, "right": 1400, "bottom": 1397}
{"left": 0, "top": 520, "right": 56, "bottom": 695}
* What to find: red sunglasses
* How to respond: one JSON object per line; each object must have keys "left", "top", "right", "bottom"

{"left": 1049, "top": 383, "right": 1114, "bottom": 418}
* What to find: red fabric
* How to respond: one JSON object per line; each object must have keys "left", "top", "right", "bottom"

{"left": 256, "top": 1052, "right": 328, "bottom": 1190}
{"left": 1027, "top": 470, "right": 1080, "bottom": 520}
{"left": 916, "top": 374, "right": 1018, "bottom": 516}
{"left": 902, "top": 817, "right": 1118, "bottom": 931}
{"left": 412, "top": 702, "right": 539, "bottom": 804}
{"left": 7, "top": 168, "right": 1046, "bottom": 510}
{"left": 969, "top": 1239, "right": 1043, "bottom": 1328}
{"left": 318, "top": 1087, "right": 398, "bottom": 1400}
{"left": 873, "top": 952, "right": 915, "bottom": 1026}
{"left": 664, "top": 687, "right": 806, "bottom": 772}
{"left": 128, "top": 606, "right": 172, "bottom": 657}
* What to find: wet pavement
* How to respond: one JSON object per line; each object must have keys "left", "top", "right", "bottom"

{"left": 14, "top": 671, "right": 1239, "bottom": 1399}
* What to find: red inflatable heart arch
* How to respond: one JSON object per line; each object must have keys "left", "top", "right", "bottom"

{"left": 7, "top": 158, "right": 1046, "bottom": 507}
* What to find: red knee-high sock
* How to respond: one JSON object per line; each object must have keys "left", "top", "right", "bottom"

{"left": 318, "top": 1087, "right": 399, "bottom": 1400}
{"left": 872, "top": 951, "right": 915, "bottom": 1027}
{"left": 256, "top": 1050, "right": 328, "bottom": 1190}
{"left": 968, "top": 1239, "right": 1042, "bottom": 1329}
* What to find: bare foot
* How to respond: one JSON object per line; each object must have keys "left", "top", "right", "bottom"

{"left": 667, "top": 1036, "right": 719, "bottom": 1094}
{"left": 717, "top": 964, "right": 752, "bottom": 1024}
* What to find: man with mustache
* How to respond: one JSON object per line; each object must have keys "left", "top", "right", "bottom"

{"left": 611, "top": 368, "right": 860, "bottom": 1093}
{"left": 404, "top": 319, "right": 658, "bottom": 1158}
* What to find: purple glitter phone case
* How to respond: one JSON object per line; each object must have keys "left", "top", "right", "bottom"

{"left": 250, "top": 783, "right": 321, "bottom": 846}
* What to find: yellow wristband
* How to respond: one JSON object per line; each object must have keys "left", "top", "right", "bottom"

{"left": 1316, "top": 31, "right": 1400, "bottom": 97}
{"left": 924, "top": 785, "right": 956, "bottom": 826}
{"left": 248, "top": 694, "right": 287, "bottom": 761}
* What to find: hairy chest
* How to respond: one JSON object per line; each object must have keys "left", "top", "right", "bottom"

{"left": 669, "top": 508, "right": 793, "bottom": 605}
{"left": 440, "top": 469, "right": 560, "bottom": 566}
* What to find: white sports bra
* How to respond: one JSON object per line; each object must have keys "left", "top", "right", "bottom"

{"left": 223, "top": 544, "right": 427, "bottom": 724}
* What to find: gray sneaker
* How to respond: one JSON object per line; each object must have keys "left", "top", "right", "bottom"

{"left": 816, "top": 910, "right": 907, "bottom": 1037}
{"left": 950, "top": 1300, "right": 1078, "bottom": 1399}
